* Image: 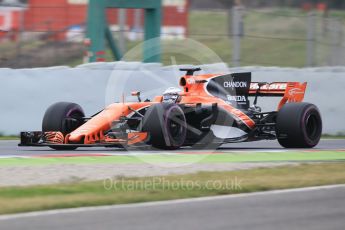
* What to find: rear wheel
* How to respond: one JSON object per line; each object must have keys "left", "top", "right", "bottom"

{"left": 42, "top": 102, "right": 85, "bottom": 150}
{"left": 276, "top": 103, "right": 322, "bottom": 148}
{"left": 142, "top": 103, "right": 187, "bottom": 150}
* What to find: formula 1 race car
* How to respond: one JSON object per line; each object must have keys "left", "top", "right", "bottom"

{"left": 19, "top": 68, "right": 322, "bottom": 150}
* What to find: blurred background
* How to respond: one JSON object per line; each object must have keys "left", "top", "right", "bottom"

{"left": 0, "top": 0, "right": 345, "bottom": 68}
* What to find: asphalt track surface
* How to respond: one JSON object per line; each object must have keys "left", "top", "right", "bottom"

{"left": 0, "top": 185, "right": 344, "bottom": 230}
{"left": 0, "top": 139, "right": 344, "bottom": 156}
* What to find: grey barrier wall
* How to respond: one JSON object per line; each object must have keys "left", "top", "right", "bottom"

{"left": 0, "top": 62, "right": 344, "bottom": 135}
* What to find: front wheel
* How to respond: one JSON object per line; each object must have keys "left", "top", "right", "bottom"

{"left": 142, "top": 103, "right": 187, "bottom": 150}
{"left": 276, "top": 103, "right": 322, "bottom": 148}
{"left": 42, "top": 102, "right": 85, "bottom": 150}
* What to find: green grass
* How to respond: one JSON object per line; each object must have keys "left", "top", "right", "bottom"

{"left": 322, "top": 134, "right": 345, "bottom": 139}
{"left": 0, "top": 162, "right": 344, "bottom": 215}
{"left": 0, "top": 132, "right": 18, "bottom": 140}
{"left": 0, "top": 151, "right": 344, "bottom": 167}
{"left": 322, "top": 136, "right": 345, "bottom": 139}
{"left": 188, "top": 9, "right": 311, "bottom": 67}
{"left": 0, "top": 136, "right": 19, "bottom": 140}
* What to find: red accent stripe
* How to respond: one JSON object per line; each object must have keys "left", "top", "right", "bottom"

{"left": 96, "top": 58, "right": 106, "bottom": 62}
{"left": 96, "top": 51, "right": 106, "bottom": 56}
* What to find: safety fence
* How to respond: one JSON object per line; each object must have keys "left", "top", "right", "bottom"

{"left": 1, "top": 7, "right": 345, "bottom": 68}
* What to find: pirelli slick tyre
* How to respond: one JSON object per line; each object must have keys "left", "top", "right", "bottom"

{"left": 142, "top": 103, "right": 187, "bottom": 150}
{"left": 276, "top": 103, "right": 322, "bottom": 148}
{"left": 42, "top": 102, "right": 85, "bottom": 150}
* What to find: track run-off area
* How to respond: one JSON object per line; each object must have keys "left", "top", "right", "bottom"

{"left": 0, "top": 139, "right": 344, "bottom": 187}
{"left": 0, "top": 139, "right": 344, "bottom": 165}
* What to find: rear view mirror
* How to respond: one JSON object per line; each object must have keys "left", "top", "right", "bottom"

{"left": 131, "top": 91, "right": 140, "bottom": 96}
{"left": 131, "top": 91, "right": 141, "bottom": 102}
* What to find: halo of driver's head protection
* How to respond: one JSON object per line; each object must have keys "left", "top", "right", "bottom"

{"left": 162, "top": 87, "right": 182, "bottom": 103}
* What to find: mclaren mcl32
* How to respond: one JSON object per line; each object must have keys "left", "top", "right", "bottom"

{"left": 20, "top": 68, "right": 322, "bottom": 150}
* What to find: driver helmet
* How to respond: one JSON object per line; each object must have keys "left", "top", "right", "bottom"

{"left": 162, "top": 87, "right": 182, "bottom": 103}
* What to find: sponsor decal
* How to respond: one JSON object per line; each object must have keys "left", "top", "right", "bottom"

{"left": 206, "top": 73, "right": 251, "bottom": 109}
{"left": 227, "top": 95, "right": 247, "bottom": 102}
{"left": 250, "top": 83, "right": 287, "bottom": 90}
{"left": 288, "top": 88, "right": 304, "bottom": 96}
{"left": 186, "top": 78, "right": 196, "bottom": 85}
{"left": 224, "top": 81, "right": 247, "bottom": 88}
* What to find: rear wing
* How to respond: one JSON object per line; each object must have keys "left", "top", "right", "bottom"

{"left": 249, "top": 82, "right": 307, "bottom": 109}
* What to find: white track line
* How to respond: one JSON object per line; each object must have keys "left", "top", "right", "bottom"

{"left": 0, "top": 184, "right": 344, "bottom": 221}
{"left": 0, "top": 155, "right": 31, "bottom": 159}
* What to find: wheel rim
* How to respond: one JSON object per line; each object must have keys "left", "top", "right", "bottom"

{"left": 64, "top": 110, "right": 84, "bottom": 134}
{"left": 305, "top": 113, "right": 319, "bottom": 140}
{"left": 167, "top": 113, "right": 185, "bottom": 141}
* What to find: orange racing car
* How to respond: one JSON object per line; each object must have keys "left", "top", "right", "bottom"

{"left": 19, "top": 68, "right": 322, "bottom": 150}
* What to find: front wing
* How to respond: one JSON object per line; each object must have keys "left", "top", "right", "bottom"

{"left": 18, "top": 131, "right": 148, "bottom": 148}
